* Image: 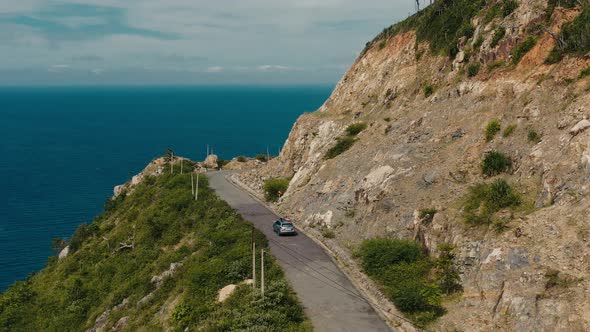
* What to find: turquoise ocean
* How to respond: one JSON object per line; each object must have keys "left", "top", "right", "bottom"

{"left": 0, "top": 86, "right": 332, "bottom": 290}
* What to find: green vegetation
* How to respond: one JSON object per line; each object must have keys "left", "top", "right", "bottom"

{"left": 321, "top": 228, "right": 336, "bottom": 239}
{"left": 263, "top": 178, "right": 290, "bottom": 202}
{"left": 256, "top": 154, "right": 269, "bottom": 162}
{"left": 379, "top": 40, "right": 387, "bottom": 50}
{"left": 502, "top": 0, "right": 519, "bottom": 17}
{"left": 324, "top": 122, "right": 370, "bottom": 160}
{"left": 546, "top": 0, "right": 582, "bottom": 21}
{"left": 488, "top": 60, "right": 506, "bottom": 71}
{"left": 237, "top": 156, "right": 247, "bottom": 162}
{"left": 418, "top": 208, "right": 437, "bottom": 223}
{"left": 502, "top": 124, "right": 517, "bottom": 137}
{"left": 485, "top": 119, "right": 501, "bottom": 141}
{"left": 546, "top": 3, "right": 590, "bottom": 63}
{"left": 491, "top": 26, "right": 506, "bottom": 48}
{"left": 435, "top": 244, "right": 463, "bottom": 295}
{"left": 423, "top": 84, "right": 435, "bottom": 97}
{"left": 512, "top": 36, "right": 538, "bottom": 64}
{"left": 481, "top": 151, "right": 512, "bottom": 177}
{"left": 463, "top": 179, "right": 521, "bottom": 224}
{"left": 0, "top": 169, "right": 308, "bottom": 331}
{"left": 366, "top": 0, "right": 487, "bottom": 57}
{"left": 467, "top": 63, "right": 481, "bottom": 77}
{"left": 357, "top": 239, "right": 460, "bottom": 326}
{"left": 528, "top": 128, "right": 542, "bottom": 143}
{"left": 346, "top": 123, "right": 368, "bottom": 136}
{"left": 580, "top": 66, "right": 590, "bottom": 79}
{"left": 384, "top": 117, "right": 392, "bottom": 122}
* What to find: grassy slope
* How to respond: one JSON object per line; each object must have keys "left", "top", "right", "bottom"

{"left": 0, "top": 163, "right": 309, "bottom": 332}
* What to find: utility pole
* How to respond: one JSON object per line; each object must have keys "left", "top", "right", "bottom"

{"left": 252, "top": 226, "right": 256, "bottom": 289}
{"left": 170, "top": 151, "right": 174, "bottom": 174}
{"left": 180, "top": 158, "right": 183, "bottom": 174}
{"left": 191, "top": 173, "right": 194, "bottom": 195}
{"left": 261, "top": 249, "right": 265, "bottom": 298}
{"left": 195, "top": 173, "right": 199, "bottom": 201}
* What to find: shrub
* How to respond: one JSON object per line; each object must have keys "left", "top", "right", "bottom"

{"left": 528, "top": 129, "right": 541, "bottom": 143}
{"left": 502, "top": 124, "right": 517, "bottom": 137}
{"left": 255, "top": 154, "right": 268, "bottom": 162}
{"left": 423, "top": 84, "right": 434, "bottom": 97}
{"left": 346, "top": 123, "right": 368, "bottom": 136}
{"left": 384, "top": 117, "right": 391, "bottom": 122}
{"left": 580, "top": 66, "right": 590, "bottom": 79}
{"left": 435, "top": 244, "right": 463, "bottom": 295}
{"left": 463, "top": 179, "right": 521, "bottom": 224}
{"left": 485, "top": 119, "right": 501, "bottom": 141}
{"left": 357, "top": 238, "right": 423, "bottom": 276}
{"left": 263, "top": 178, "right": 289, "bottom": 202}
{"left": 491, "top": 26, "right": 506, "bottom": 48}
{"left": 357, "top": 238, "right": 447, "bottom": 326}
{"left": 324, "top": 136, "right": 356, "bottom": 160}
{"left": 546, "top": 4, "right": 590, "bottom": 63}
{"left": 474, "top": 36, "right": 484, "bottom": 49}
{"left": 502, "top": 0, "right": 519, "bottom": 17}
{"left": 236, "top": 156, "right": 247, "bottom": 162}
{"left": 488, "top": 60, "right": 505, "bottom": 71}
{"left": 467, "top": 63, "right": 481, "bottom": 77}
{"left": 512, "top": 36, "right": 538, "bottom": 64}
{"left": 418, "top": 208, "right": 437, "bottom": 223}
{"left": 379, "top": 40, "right": 387, "bottom": 50}
{"left": 321, "top": 228, "right": 335, "bottom": 239}
{"left": 481, "top": 151, "right": 512, "bottom": 176}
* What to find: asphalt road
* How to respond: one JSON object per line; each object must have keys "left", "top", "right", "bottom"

{"left": 208, "top": 171, "right": 392, "bottom": 332}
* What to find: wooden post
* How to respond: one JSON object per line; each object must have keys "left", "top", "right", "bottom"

{"left": 252, "top": 226, "right": 256, "bottom": 289}
{"left": 195, "top": 173, "right": 199, "bottom": 201}
{"left": 180, "top": 159, "right": 183, "bottom": 174}
{"left": 191, "top": 173, "right": 194, "bottom": 195}
{"left": 261, "top": 249, "right": 265, "bottom": 298}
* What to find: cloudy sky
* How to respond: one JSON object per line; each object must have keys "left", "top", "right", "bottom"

{"left": 0, "top": 0, "right": 420, "bottom": 85}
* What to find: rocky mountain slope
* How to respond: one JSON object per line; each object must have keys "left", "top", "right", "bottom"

{"left": 235, "top": 0, "right": 590, "bottom": 330}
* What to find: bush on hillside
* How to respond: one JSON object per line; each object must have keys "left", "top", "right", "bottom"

{"left": 256, "top": 154, "right": 268, "bottom": 162}
{"left": 485, "top": 119, "right": 501, "bottom": 141}
{"left": 263, "top": 178, "right": 290, "bottom": 202}
{"left": 546, "top": 3, "right": 589, "bottom": 63}
{"left": 324, "top": 136, "right": 356, "bottom": 160}
{"left": 463, "top": 179, "right": 521, "bottom": 224}
{"left": 435, "top": 244, "right": 463, "bottom": 295}
{"left": 467, "top": 63, "right": 481, "bottom": 77}
{"left": 491, "top": 26, "right": 506, "bottom": 48}
{"left": 502, "top": 124, "right": 517, "bottom": 137}
{"left": 236, "top": 156, "right": 247, "bottom": 162}
{"left": 346, "top": 123, "right": 368, "bottom": 136}
{"left": 481, "top": 151, "right": 512, "bottom": 176}
{"left": 357, "top": 238, "right": 423, "bottom": 276}
{"left": 423, "top": 84, "right": 434, "bottom": 97}
{"left": 512, "top": 36, "right": 538, "bottom": 64}
{"left": 357, "top": 238, "right": 449, "bottom": 326}
{"left": 528, "top": 128, "right": 542, "bottom": 143}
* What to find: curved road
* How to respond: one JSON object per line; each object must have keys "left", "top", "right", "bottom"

{"left": 208, "top": 171, "right": 392, "bottom": 332}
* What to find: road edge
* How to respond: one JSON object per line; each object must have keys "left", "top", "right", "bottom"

{"left": 224, "top": 172, "right": 418, "bottom": 332}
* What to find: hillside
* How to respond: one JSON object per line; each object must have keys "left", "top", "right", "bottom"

{"left": 0, "top": 159, "right": 309, "bottom": 331}
{"left": 235, "top": 0, "right": 590, "bottom": 330}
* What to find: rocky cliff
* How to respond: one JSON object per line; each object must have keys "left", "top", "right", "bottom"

{"left": 236, "top": 0, "right": 590, "bottom": 330}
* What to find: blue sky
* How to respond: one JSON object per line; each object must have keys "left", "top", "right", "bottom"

{"left": 0, "top": 1, "right": 419, "bottom": 85}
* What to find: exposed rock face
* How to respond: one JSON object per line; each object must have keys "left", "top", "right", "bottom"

{"left": 235, "top": 2, "right": 590, "bottom": 330}
{"left": 203, "top": 154, "right": 219, "bottom": 169}
{"left": 112, "top": 157, "right": 166, "bottom": 198}
{"left": 58, "top": 245, "right": 70, "bottom": 260}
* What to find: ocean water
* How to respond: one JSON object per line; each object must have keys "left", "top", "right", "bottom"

{"left": 0, "top": 85, "right": 332, "bottom": 291}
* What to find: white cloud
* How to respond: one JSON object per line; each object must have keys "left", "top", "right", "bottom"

{"left": 0, "top": 0, "right": 419, "bottom": 84}
{"left": 205, "top": 66, "right": 224, "bottom": 73}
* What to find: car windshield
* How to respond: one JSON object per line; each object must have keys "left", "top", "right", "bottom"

{"left": 282, "top": 222, "right": 293, "bottom": 227}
